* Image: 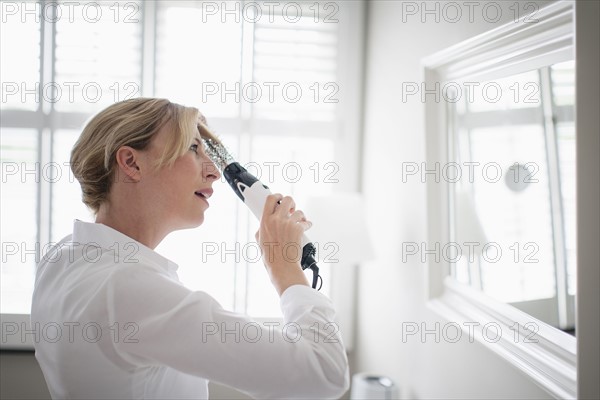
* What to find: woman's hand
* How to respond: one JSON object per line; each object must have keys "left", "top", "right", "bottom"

{"left": 255, "top": 194, "right": 312, "bottom": 296}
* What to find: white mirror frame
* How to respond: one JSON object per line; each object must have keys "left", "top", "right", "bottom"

{"left": 422, "top": 2, "right": 576, "bottom": 399}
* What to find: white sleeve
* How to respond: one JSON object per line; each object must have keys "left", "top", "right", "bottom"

{"left": 105, "top": 266, "right": 349, "bottom": 399}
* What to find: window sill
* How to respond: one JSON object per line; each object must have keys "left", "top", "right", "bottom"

{"left": 1, "top": 314, "right": 35, "bottom": 350}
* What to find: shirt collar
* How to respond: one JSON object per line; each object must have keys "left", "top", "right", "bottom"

{"left": 72, "top": 219, "right": 179, "bottom": 275}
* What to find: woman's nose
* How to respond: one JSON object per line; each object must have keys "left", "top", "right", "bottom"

{"left": 203, "top": 159, "right": 221, "bottom": 181}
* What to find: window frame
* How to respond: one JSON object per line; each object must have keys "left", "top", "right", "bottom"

{"left": 422, "top": 2, "right": 576, "bottom": 398}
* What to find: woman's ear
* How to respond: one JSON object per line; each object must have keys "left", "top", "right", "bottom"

{"left": 115, "top": 146, "right": 141, "bottom": 182}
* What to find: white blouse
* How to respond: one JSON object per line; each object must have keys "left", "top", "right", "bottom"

{"left": 31, "top": 220, "right": 349, "bottom": 399}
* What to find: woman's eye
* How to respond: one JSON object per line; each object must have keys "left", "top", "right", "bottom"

{"left": 190, "top": 144, "right": 199, "bottom": 154}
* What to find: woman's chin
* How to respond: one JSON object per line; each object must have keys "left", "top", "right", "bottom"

{"left": 173, "top": 215, "right": 205, "bottom": 232}
{"left": 188, "top": 218, "right": 205, "bottom": 230}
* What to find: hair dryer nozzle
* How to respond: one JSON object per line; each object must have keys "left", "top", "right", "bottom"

{"left": 201, "top": 137, "right": 234, "bottom": 171}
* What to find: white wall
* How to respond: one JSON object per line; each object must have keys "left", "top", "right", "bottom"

{"left": 355, "top": 1, "right": 555, "bottom": 398}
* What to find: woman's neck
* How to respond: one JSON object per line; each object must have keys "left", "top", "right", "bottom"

{"left": 95, "top": 201, "right": 167, "bottom": 250}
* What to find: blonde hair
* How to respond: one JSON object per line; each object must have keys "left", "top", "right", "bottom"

{"left": 70, "top": 98, "right": 200, "bottom": 213}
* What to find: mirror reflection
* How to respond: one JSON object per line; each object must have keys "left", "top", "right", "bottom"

{"left": 449, "top": 61, "right": 576, "bottom": 333}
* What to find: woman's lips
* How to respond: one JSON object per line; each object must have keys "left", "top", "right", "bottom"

{"left": 194, "top": 188, "right": 213, "bottom": 204}
{"left": 194, "top": 188, "right": 213, "bottom": 199}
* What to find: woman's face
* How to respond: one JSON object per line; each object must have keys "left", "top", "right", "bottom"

{"left": 138, "top": 121, "right": 220, "bottom": 232}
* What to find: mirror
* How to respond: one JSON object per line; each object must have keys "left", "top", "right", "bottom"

{"left": 449, "top": 61, "right": 576, "bottom": 332}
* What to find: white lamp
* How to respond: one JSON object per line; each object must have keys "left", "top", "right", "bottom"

{"left": 454, "top": 190, "right": 488, "bottom": 289}
{"left": 303, "top": 192, "right": 374, "bottom": 350}
{"left": 303, "top": 192, "right": 375, "bottom": 266}
{"left": 455, "top": 190, "right": 488, "bottom": 246}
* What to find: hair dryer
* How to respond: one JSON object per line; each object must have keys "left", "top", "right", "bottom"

{"left": 201, "top": 136, "right": 322, "bottom": 290}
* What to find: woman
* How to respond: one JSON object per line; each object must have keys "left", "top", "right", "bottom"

{"left": 31, "top": 98, "right": 349, "bottom": 399}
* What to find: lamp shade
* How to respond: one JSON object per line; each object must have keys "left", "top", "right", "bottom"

{"left": 455, "top": 190, "right": 488, "bottom": 253}
{"left": 303, "top": 192, "right": 375, "bottom": 265}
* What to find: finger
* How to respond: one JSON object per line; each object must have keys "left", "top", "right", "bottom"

{"left": 296, "top": 219, "right": 313, "bottom": 231}
{"left": 276, "top": 196, "right": 296, "bottom": 217}
{"left": 255, "top": 230, "right": 259, "bottom": 242}
{"left": 289, "top": 210, "right": 307, "bottom": 222}
{"left": 289, "top": 210, "right": 312, "bottom": 231}
{"left": 263, "top": 193, "right": 284, "bottom": 217}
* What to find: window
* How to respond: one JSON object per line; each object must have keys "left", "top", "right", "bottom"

{"left": 1, "top": 1, "right": 143, "bottom": 317}
{"left": 1, "top": 1, "right": 364, "bottom": 347}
